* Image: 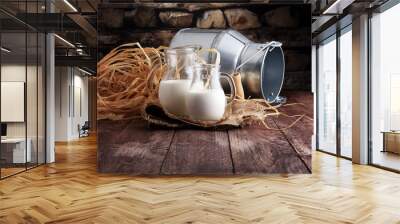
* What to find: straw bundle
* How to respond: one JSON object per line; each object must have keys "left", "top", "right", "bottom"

{"left": 97, "top": 43, "right": 166, "bottom": 120}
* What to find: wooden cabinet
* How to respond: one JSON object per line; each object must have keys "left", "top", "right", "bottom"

{"left": 382, "top": 132, "right": 400, "bottom": 154}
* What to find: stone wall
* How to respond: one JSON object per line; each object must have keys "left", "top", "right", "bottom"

{"left": 98, "top": 3, "right": 311, "bottom": 91}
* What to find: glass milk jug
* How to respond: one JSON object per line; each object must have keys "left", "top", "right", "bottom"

{"left": 185, "top": 63, "right": 236, "bottom": 121}
{"left": 159, "top": 47, "right": 196, "bottom": 117}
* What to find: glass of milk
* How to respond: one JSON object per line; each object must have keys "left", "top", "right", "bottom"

{"left": 159, "top": 47, "right": 197, "bottom": 117}
{"left": 185, "top": 64, "right": 236, "bottom": 121}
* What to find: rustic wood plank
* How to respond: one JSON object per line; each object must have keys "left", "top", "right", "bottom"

{"left": 228, "top": 121, "right": 310, "bottom": 174}
{"left": 98, "top": 120, "right": 174, "bottom": 175}
{"left": 97, "top": 119, "right": 133, "bottom": 171}
{"left": 274, "top": 91, "right": 313, "bottom": 170}
{"left": 97, "top": 119, "right": 131, "bottom": 143}
{"left": 281, "top": 91, "right": 313, "bottom": 118}
{"left": 97, "top": 91, "right": 313, "bottom": 175}
{"left": 161, "top": 129, "right": 233, "bottom": 175}
{"left": 273, "top": 116, "right": 312, "bottom": 171}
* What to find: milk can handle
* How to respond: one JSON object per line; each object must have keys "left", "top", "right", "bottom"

{"left": 220, "top": 72, "right": 237, "bottom": 103}
{"left": 235, "top": 41, "right": 282, "bottom": 71}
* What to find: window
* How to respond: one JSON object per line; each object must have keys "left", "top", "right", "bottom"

{"left": 339, "top": 28, "right": 352, "bottom": 158}
{"left": 317, "top": 36, "right": 337, "bottom": 154}
{"left": 316, "top": 25, "right": 353, "bottom": 158}
{"left": 370, "top": 2, "right": 400, "bottom": 171}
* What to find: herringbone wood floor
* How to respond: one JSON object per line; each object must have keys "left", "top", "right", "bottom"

{"left": 1, "top": 135, "right": 400, "bottom": 224}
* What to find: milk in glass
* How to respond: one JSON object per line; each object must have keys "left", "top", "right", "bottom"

{"left": 158, "top": 47, "right": 196, "bottom": 117}
{"left": 159, "top": 80, "right": 191, "bottom": 117}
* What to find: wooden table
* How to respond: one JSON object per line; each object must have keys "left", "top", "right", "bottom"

{"left": 97, "top": 91, "right": 313, "bottom": 175}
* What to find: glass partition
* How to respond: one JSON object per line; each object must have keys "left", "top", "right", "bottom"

{"left": 1, "top": 31, "right": 28, "bottom": 177}
{"left": 0, "top": 1, "right": 46, "bottom": 179}
{"left": 317, "top": 36, "right": 337, "bottom": 154}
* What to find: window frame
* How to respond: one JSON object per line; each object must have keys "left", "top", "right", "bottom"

{"left": 315, "top": 22, "right": 353, "bottom": 160}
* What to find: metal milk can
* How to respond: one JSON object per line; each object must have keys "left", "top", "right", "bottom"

{"left": 169, "top": 28, "right": 285, "bottom": 103}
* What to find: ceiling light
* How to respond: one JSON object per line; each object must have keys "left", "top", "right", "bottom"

{"left": 1, "top": 47, "right": 11, "bottom": 53}
{"left": 63, "top": 0, "right": 78, "bottom": 12}
{"left": 54, "top": 34, "right": 75, "bottom": 48}
{"left": 78, "top": 67, "right": 94, "bottom": 76}
{"left": 76, "top": 48, "right": 85, "bottom": 55}
{"left": 323, "top": 0, "right": 354, "bottom": 15}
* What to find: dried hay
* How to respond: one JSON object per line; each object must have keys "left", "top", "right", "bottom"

{"left": 97, "top": 43, "right": 166, "bottom": 120}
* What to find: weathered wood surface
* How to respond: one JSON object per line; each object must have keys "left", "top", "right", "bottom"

{"left": 98, "top": 120, "right": 174, "bottom": 174}
{"left": 161, "top": 129, "right": 233, "bottom": 175}
{"left": 273, "top": 91, "right": 313, "bottom": 170}
{"left": 97, "top": 119, "right": 131, "bottom": 171}
{"left": 229, "top": 121, "right": 309, "bottom": 174}
{"left": 97, "top": 91, "right": 313, "bottom": 175}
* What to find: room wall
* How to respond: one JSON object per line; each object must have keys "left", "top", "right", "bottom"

{"left": 78, "top": 72, "right": 90, "bottom": 136}
{"left": 55, "top": 66, "right": 70, "bottom": 141}
{"left": 55, "top": 66, "right": 89, "bottom": 141}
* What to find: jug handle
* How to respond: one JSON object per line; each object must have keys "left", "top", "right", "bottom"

{"left": 220, "top": 72, "right": 237, "bottom": 103}
{"left": 196, "top": 48, "right": 221, "bottom": 65}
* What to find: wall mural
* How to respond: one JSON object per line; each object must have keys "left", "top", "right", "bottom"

{"left": 97, "top": 2, "right": 313, "bottom": 175}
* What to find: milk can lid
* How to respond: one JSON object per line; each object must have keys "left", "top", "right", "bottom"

{"left": 261, "top": 46, "right": 285, "bottom": 103}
